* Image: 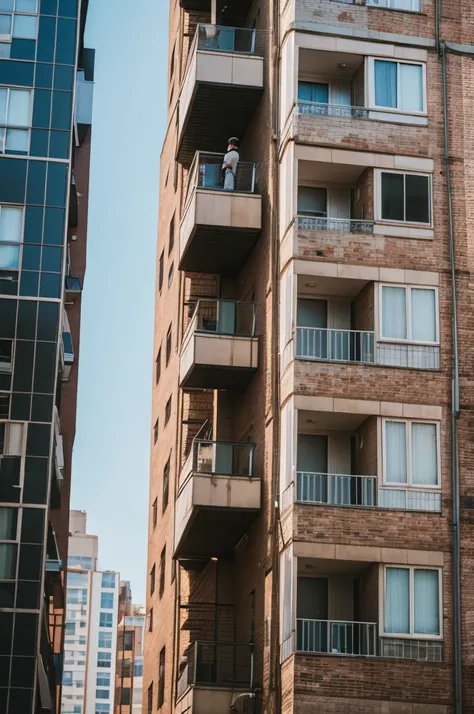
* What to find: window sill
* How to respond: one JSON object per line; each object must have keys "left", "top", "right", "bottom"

{"left": 368, "top": 110, "right": 428, "bottom": 126}
{"left": 373, "top": 223, "right": 433, "bottom": 240}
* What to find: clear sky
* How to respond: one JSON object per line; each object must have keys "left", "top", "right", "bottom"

{"left": 71, "top": 0, "right": 169, "bottom": 604}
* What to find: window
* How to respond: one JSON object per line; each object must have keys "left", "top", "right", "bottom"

{"left": 101, "top": 573, "right": 116, "bottom": 589}
{"left": 371, "top": 59, "right": 425, "bottom": 113}
{"left": 384, "top": 566, "right": 441, "bottom": 637}
{"left": 0, "top": 205, "right": 22, "bottom": 270}
{"left": 148, "top": 608, "right": 153, "bottom": 632}
{"left": 298, "top": 81, "right": 329, "bottom": 104}
{"left": 155, "top": 346, "right": 161, "bottom": 385}
{"left": 67, "top": 589, "right": 87, "bottom": 604}
{"left": 153, "top": 419, "right": 159, "bottom": 445}
{"left": 165, "top": 397, "right": 171, "bottom": 426}
{"left": 95, "top": 706, "right": 110, "bottom": 714}
{"left": 120, "top": 688, "right": 131, "bottom": 705}
{"left": 150, "top": 564, "right": 156, "bottom": 596}
{"left": 100, "top": 592, "right": 114, "bottom": 609}
{"left": 169, "top": 43, "right": 175, "bottom": 80}
{"left": 68, "top": 572, "right": 88, "bottom": 586}
{"left": 147, "top": 684, "right": 153, "bottom": 714}
{"left": 159, "top": 546, "right": 166, "bottom": 599}
{"left": 0, "top": 89, "right": 32, "bottom": 153}
{"left": 380, "top": 285, "right": 438, "bottom": 343}
{"left": 0, "top": 543, "right": 16, "bottom": 579}
{"left": 95, "top": 690, "right": 109, "bottom": 700}
{"left": 99, "top": 612, "right": 113, "bottom": 628}
{"left": 171, "top": 559, "right": 176, "bottom": 584}
{"left": 367, "top": 0, "right": 422, "bottom": 11}
{"left": 168, "top": 215, "right": 175, "bottom": 254}
{"left": 297, "top": 186, "right": 327, "bottom": 217}
{"left": 0, "top": 506, "right": 17, "bottom": 540}
{"left": 96, "top": 673, "right": 110, "bottom": 687}
{"left": 162, "top": 457, "right": 170, "bottom": 513}
{"left": 98, "top": 631, "right": 112, "bottom": 648}
{"left": 383, "top": 419, "right": 439, "bottom": 487}
{"left": 65, "top": 622, "right": 76, "bottom": 636}
{"left": 166, "top": 325, "right": 172, "bottom": 365}
{"left": 152, "top": 498, "right": 158, "bottom": 529}
{"left": 134, "top": 660, "right": 143, "bottom": 677}
{"left": 97, "top": 651, "right": 112, "bottom": 668}
{"left": 378, "top": 171, "right": 431, "bottom": 225}
{"left": 168, "top": 261, "right": 174, "bottom": 287}
{"left": 158, "top": 251, "right": 164, "bottom": 291}
{"left": 63, "top": 670, "right": 73, "bottom": 686}
{"left": 158, "top": 647, "right": 165, "bottom": 708}
{"left": 68, "top": 555, "right": 93, "bottom": 570}
{"left": 122, "top": 631, "right": 133, "bottom": 650}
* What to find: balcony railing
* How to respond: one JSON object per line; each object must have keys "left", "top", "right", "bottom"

{"left": 296, "top": 328, "right": 440, "bottom": 370}
{"left": 297, "top": 619, "right": 443, "bottom": 662}
{"left": 196, "top": 24, "right": 261, "bottom": 55}
{"left": 297, "top": 619, "right": 377, "bottom": 657}
{"left": 184, "top": 151, "right": 257, "bottom": 206}
{"left": 297, "top": 472, "right": 376, "bottom": 507}
{"left": 296, "top": 100, "right": 369, "bottom": 120}
{"left": 192, "top": 439, "right": 255, "bottom": 478}
{"left": 378, "top": 487, "right": 442, "bottom": 512}
{"left": 296, "top": 327, "right": 375, "bottom": 363}
{"left": 184, "top": 299, "right": 256, "bottom": 340}
{"left": 178, "top": 641, "right": 254, "bottom": 695}
{"left": 297, "top": 215, "right": 374, "bottom": 234}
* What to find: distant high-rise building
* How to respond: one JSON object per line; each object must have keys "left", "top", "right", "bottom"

{"left": 61, "top": 511, "right": 120, "bottom": 714}
{"left": 0, "top": 0, "right": 94, "bottom": 711}
{"left": 114, "top": 584, "right": 144, "bottom": 714}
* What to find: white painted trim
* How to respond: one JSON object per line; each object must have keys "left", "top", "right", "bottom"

{"left": 381, "top": 417, "right": 441, "bottom": 488}
{"left": 378, "top": 283, "right": 440, "bottom": 343}
{"left": 367, "top": 56, "right": 427, "bottom": 115}
{"left": 381, "top": 565, "right": 443, "bottom": 640}
{"left": 374, "top": 169, "right": 433, "bottom": 227}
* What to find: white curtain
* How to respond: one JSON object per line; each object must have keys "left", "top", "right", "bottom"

{"left": 411, "top": 289, "right": 436, "bottom": 341}
{"left": 0, "top": 507, "right": 15, "bottom": 540}
{"left": 385, "top": 567, "right": 409, "bottom": 633}
{"left": 399, "top": 64, "right": 423, "bottom": 112}
{"left": 414, "top": 570, "right": 439, "bottom": 635}
{"left": 382, "top": 286, "right": 407, "bottom": 339}
{"left": 412, "top": 422, "right": 438, "bottom": 485}
{"left": 7, "top": 89, "right": 31, "bottom": 126}
{"left": 374, "top": 60, "right": 397, "bottom": 108}
{"left": 0, "top": 543, "right": 16, "bottom": 579}
{"left": 385, "top": 421, "right": 407, "bottom": 483}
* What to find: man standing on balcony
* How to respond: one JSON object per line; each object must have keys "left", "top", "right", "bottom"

{"left": 222, "top": 137, "right": 239, "bottom": 190}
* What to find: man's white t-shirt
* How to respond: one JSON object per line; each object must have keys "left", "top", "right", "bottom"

{"left": 223, "top": 150, "right": 239, "bottom": 174}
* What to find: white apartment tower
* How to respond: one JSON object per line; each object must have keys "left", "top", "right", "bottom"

{"left": 61, "top": 511, "right": 120, "bottom": 714}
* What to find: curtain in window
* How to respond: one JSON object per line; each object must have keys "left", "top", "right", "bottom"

{"left": 414, "top": 569, "right": 439, "bottom": 635}
{"left": 0, "top": 507, "right": 15, "bottom": 540}
{"left": 374, "top": 60, "right": 397, "bottom": 108}
{"left": 385, "top": 421, "right": 407, "bottom": 483}
{"left": 0, "top": 543, "right": 16, "bottom": 579}
{"left": 385, "top": 567, "right": 409, "bottom": 633}
{"left": 399, "top": 63, "right": 423, "bottom": 111}
{"left": 382, "top": 286, "right": 407, "bottom": 339}
{"left": 411, "top": 288, "right": 436, "bottom": 341}
{"left": 298, "top": 82, "right": 329, "bottom": 103}
{"left": 8, "top": 89, "right": 31, "bottom": 126}
{"left": 412, "top": 423, "right": 438, "bottom": 485}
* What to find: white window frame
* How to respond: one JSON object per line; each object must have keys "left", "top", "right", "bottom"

{"left": 374, "top": 169, "right": 433, "bottom": 227}
{"left": 0, "top": 420, "right": 26, "bottom": 495}
{"left": 0, "top": 205, "right": 24, "bottom": 272}
{"left": 382, "top": 565, "right": 443, "bottom": 640}
{"left": 366, "top": 0, "right": 422, "bottom": 12}
{"left": 367, "top": 57, "right": 427, "bottom": 115}
{"left": 0, "top": 89, "right": 32, "bottom": 155}
{"left": 381, "top": 418, "right": 441, "bottom": 489}
{"left": 378, "top": 284, "right": 440, "bottom": 345}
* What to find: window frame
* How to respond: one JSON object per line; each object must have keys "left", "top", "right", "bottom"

{"left": 164, "top": 397, "right": 171, "bottom": 426}
{"left": 375, "top": 169, "right": 433, "bottom": 227}
{"left": 99, "top": 612, "right": 113, "bottom": 628}
{"left": 97, "top": 651, "right": 112, "bottom": 668}
{"left": 366, "top": 0, "right": 422, "bottom": 12}
{"left": 153, "top": 418, "right": 159, "bottom": 445}
{"left": 155, "top": 345, "right": 161, "bottom": 385}
{"left": 100, "top": 591, "right": 114, "bottom": 610}
{"left": 150, "top": 564, "right": 156, "bottom": 596}
{"left": 378, "top": 283, "right": 439, "bottom": 345}
{"left": 158, "top": 647, "right": 165, "bottom": 708}
{"left": 162, "top": 456, "right": 170, "bottom": 514}
{"left": 368, "top": 57, "right": 427, "bottom": 115}
{"left": 0, "top": 204, "right": 24, "bottom": 272}
{"left": 381, "top": 418, "right": 441, "bottom": 489}
{"left": 152, "top": 498, "right": 158, "bottom": 529}
{"left": 382, "top": 565, "right": 443, "bottom": 639}
{"left": 168, "top": 214, "right": 175, "bottom": 254}
{"left": 159, "top": 545, "right": 166, "bottom": 599}
{"left": 158, "top": 251, "right": 164, "bottom": 291}
{"left": 166, "top": 325, "right": 172, "bottom": 365}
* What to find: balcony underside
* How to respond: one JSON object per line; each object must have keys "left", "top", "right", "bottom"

{"left": 178, "top": 83, "right": 263, "bottom": 167}
{"left": 175, "top": 506, "right": 259, "bottom": 560}
{"left": 181, "top": 363, "right": 257, "bottom": 390}
{"left": 179, "top": 0, "right": 256, "bottom": 37}
{"left": 180, "top": 225, "right": 260, "bottom": 275}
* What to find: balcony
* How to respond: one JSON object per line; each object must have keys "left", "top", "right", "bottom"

{"left": 179, "top": 0, "right": 255, "bottom": 27}
{"left": 60, "top": 309, "right": 74, "bottom": 381}
{"left": 64, "top": 275, "right": 81, "bottom": 302}
{"left": 180, "top": 152, "right": 262, "bottom": 275}
{"left": 174, "top": 439, "right": 260, "bottom": 560}
{"left": 176, "top": 641, "right": 254, "bottom": 714}
{"left": 180, "top": 299, "right": 258, "bottom": 390}
{"left": 177, "top": 25, "right": 264, "bottom": 166}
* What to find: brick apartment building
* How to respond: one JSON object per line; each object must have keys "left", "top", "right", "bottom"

{"left": 0, "top": 1, "right": 93, "bottom": 711}
{"left": 144, "top": 1, "right": 474, "bottom": 713}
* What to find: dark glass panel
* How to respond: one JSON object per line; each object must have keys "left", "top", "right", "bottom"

{"left": 0, "top": 60, "right": 34, "bottom": 86}
{"left": 37, "top": 301, "right": 59, "bottom": 340}
{"left": 23, "top": 457, "right": 48, "bottom": 505}
{"left": 58, "top": 0, "right": 77, "bottom": 17}
{"left": 35, "top": 62, "right": 53, "bottom": 89}
{"left": 46, "top": 162, "right": 67, "bottom": 207}
{"left": 17, "top": 301, "right": 37, "bottom": 340}
{"left": 10, "top": 393, "right": 31, "bottom": 421}
{"left": 0, "top": 584, "right": 15, "bottom": 609}
{"left": 0, "top": 657, "right": 10, "bottom": 686}
{"left": 26, "top": 161, "right": 47, "bottom": 204}
{"left": 31, "top": 393, "right": 53, "bottom": 422}
{"left": 21, "top": 244, "right": 41, "bottom": 271}
{"left": 33, "top": 341, "right": 56, "bottom": 392}
{"left": 24, "top": 206, "right": 44, "bottom": 244}
{"left": 0, "top": 457, "right": 21, "bottom": 502}
{"left": 406, "top": 174, "right": 430, "bottom": 224}
{"left": 36, "top": 15, "right": 56, "bottom": 63}
{"left": 381, "top": 172, "right": 404, "bottom": 221}
{"left": 32, "top": 89, "right": 51, "bottom": 129}
{"left": 49, "top": 130, "right": 69, "bottom": 159}
{"left": 54, "top": 63, "right": 73, "bottom": 90}
{"left": 10, "top": 656, "right": 36, "bottom": 687}
{"left": 0, "top": 612, "right": 13, "bottom": 654}
{"left": 0, "top": 158, "right": 27, "bottom": 204}
{"left": 55, "top": 18, "right": 76, "bottom": 65}
{"left": 19, "top": 271, "right": 39, "bottom": 297}
{"left": 41, "top": 245, "right": 62, "bottom": 273}
{"left": 29, "top": 128, "right": 49, "bottom": 158}
{"left": 26, "top": 423, "right": 50, "bottom": 457}
{"left": 18, "top": 543, "right": 42, "bottom": 581}
{"left": 39, "top": 272, "right": 61, "bottom": 298}
{"left": 16, "top": 580, "right": 40, "bottom": 609}
{"left": 43, "top": 207, "right": 64, "bottom": 245}
{"left": 0, "top": 299, "right": 17, "bottom": 338}
{"left": 21, "top": 507, "right": 45, "bottom": 544}
{"left": 11, "top": 39, "right": 36, "bottom": 61}
{"left": 13, "top": 341, "right": 34, "bottom": 392}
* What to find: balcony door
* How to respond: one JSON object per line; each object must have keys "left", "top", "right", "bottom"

{"left": 297, "top": 577, "right": 328, "bottom": 652}
{"left": 296, "top": 298, "right": 328, "bottom": 359}
{"left": 216, "top": 300, "right": 236, "bottom": 335}
{"left": 297, "top": 434, "right": 328, "bottom": 503}
{"left": 212, "top": 443, "right": 234, "bottom": 475}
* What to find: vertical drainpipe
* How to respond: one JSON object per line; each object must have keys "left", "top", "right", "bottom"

{"left": 439, "top": 27, "right": 463, "bottom": 714}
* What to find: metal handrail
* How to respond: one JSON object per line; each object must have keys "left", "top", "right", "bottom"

{"left": 183, "top": 298, "right": 257, "bottom": 341}
{"left": 296, "top": 326, "right": 375, "bottom": 364}
{"left": 190, "top": 640, "right": 254, "bottom": 688}
{"left": 192, "top": 438, "right": 256, "bottom": 479}
{"left": 197, "top": 24, "right": 261, "bottom": 56}
{"left": 296, "top": 99, "right": 369, "bottom": 119}
{"left": 297, "top": 215, "right": 375, "bottom": 233}
{"left": 296, "top": 471, "right": 376, "bottom": 507}
{"left": 184, "top": 151, "right": 258, "bottom": 208}
{"left": 297, "top": 618, "right": 377, "bottom": 657}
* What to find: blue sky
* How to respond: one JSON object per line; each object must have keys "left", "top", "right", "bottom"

{"left": 71, "top": 0, "right": 168, "bottom": 603}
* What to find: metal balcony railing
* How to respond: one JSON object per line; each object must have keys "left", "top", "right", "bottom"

{"left": 184, "top": 299, "right": 256, "bottom": 340}
{"left": 197, "top": 24, "right": 263, "bottom": 55}
{"left": 187, "top": 641, "right": 254, "bottom": 688}
{"left": 296, "top": 100, "right": 369, "bottom": 120}
{"left": 297, "top": 619, "right": 377, "bottom": 657}
{"left": 297, "top": 214, "right": 374, "bottom": 234}
{"left": 296, "top": 619, "right": 442, "bottom": 661}
{"left": 297, "top": 472, "right": 376, "bottom": 507}
{"left": 378, "top": 487, "right": 442, "bottom": 512}
{"left": 377, "top": 342, "right": 440, "bottom": 370}
{"left": 185, "top": 151, "right": 258, "bottom": 206}
{"left": 192, "top": 439, "right": 255, "bottom": 478}
{"left": 296, "top": 327, "right": 375, "bottom": 363}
